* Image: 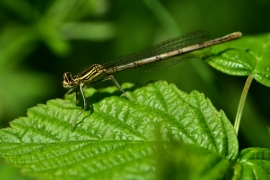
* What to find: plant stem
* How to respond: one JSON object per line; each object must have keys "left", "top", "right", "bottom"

{"left": 234, "top": 74, "right": 254, "bottom": 135}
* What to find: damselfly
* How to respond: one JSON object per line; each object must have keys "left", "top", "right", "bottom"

{"left": 63, "top": 30, "right": 242, "bottom": 128}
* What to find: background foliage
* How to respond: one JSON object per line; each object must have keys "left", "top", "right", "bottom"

{"left": 0, "top": 0, "right": 270, "bottom": 179}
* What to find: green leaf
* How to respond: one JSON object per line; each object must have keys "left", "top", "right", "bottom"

{"left": 0, "top": 0, "right": 36, "bottom": 22}
{"left": 206, "top": 32, "right": 270, "bottom": 87}
{"left": 157, "top": 143, "right": 232, "bottom": 180}
{"left": 0, "top": 158, "right": 34, "bottom": 180}
{"left": 60, "top": 22, "right": 116, "bottom": 41}
{"left": 0, "top": 24, "right": 37, "bottom": 70}
{"left": 0, "top": 81, "right": 238, "bottom": 179}
{"left": 0, "top": 70, "right": 56, "bottom": 124}
{"left": 231, "top": 148, "right": 270, "bottom": 180}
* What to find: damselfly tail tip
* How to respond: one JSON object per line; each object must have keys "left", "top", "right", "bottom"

{"left": 231, "top": 32, "right": 242, "bottom": 39}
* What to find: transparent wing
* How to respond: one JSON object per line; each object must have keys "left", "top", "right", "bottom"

{"left": 102, "top": 30, "right": 211, "bottom": 71}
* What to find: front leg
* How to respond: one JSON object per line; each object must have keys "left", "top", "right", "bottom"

{"left": 70, "top": 83, "right": 88, "bottom": 130}
{"left": 64, "top": 87, "right": 75, "bottom": 97}
{"left": 64, "top": 86, "right": 79, "bottom": 104}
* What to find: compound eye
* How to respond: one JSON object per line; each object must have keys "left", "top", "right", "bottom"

{"left": 68, "top": 81, "right": 75, "bottom": 86}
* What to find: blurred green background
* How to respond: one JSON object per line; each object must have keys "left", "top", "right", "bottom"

{"left": 0, "top": 0, "right": 270, "bottom": 179}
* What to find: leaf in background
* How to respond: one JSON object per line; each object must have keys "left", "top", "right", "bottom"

{"left": 205, "top": 32, "right": 270, "bottom": 87}
{"left": 60, "top": 22, "right": 116, "bottom": 41}
{"left": 0, "top": 158, "right": 34, "bottom": 180}
{"left": 0, "top": 0, "right": 37, "bottom": 22}
{"left": 0, "top": 70, "right": 56, "bottom": 126}
{"left": 0, "top": 24, "right": 37, "bottom": 71}
{"left": 35, "top": 0, "right": 112, "bottom": 56}
{"left": 64, "top": 0, "right": 109, "bottom": 20}
{"left": 0, "top": 81, "right": 238, "bottom": 179}
{"left": 35, "top": 19, "right": 72, "bottom": 56}
{"left": 232, "top": 148, "right": 270, "bottom": 180}
{"left": 157, "top": 143, "right": 232, "bottom": 180}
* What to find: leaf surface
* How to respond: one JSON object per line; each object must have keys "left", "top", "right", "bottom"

{"left": 0, "top": 81, "right": 238, "bottom": 179}
{"left": 232, "top": 148, "right": 270, "bottom": 180}
{"left": 206, "top": 32, "right": 270, "bottom": 87}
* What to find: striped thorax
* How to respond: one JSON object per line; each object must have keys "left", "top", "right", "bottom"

{"left": 63, "top": 64, "right": 107, "bottom": 89}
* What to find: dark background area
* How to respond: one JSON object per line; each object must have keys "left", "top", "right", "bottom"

{"left": 0, "top": 0, "right": 270, "bottom": 179}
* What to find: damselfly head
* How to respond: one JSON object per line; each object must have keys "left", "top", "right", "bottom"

{"left": 63, "top": 72, "right": 75, "bottom": 88}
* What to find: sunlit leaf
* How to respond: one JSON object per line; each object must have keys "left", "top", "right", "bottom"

{"left": 206, "top": 32, "right": 270, "bottom": 87}
{"left": 0, "top": 81, "right": 238, "bottom": 179}
{"left": 232, "top": 148, "right": 270, "bottom": 180}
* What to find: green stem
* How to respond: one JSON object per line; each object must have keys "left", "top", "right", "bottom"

{"left": 234, "top": 74, "right": 254, "bottom": 135}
